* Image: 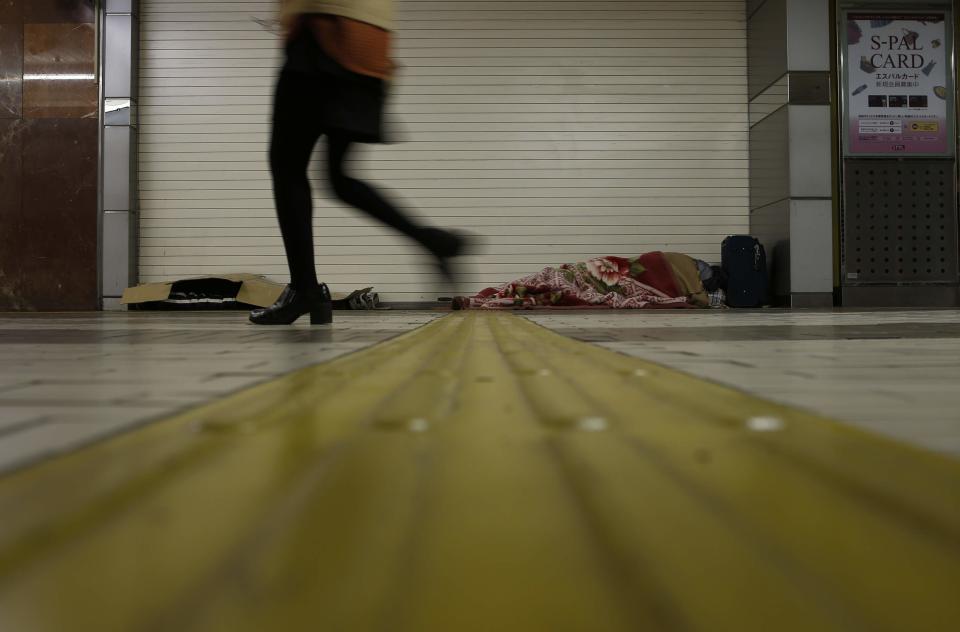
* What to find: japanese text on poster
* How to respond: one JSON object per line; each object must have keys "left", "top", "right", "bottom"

{"left": 846, "top": 13, "right": 949, "bottom": 155}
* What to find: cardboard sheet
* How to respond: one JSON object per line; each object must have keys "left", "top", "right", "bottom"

{"left": 122, "top": 274, "right": 286, "bottom": 308}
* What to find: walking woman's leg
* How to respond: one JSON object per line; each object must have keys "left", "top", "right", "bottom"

{"left": 325, "top": 134, "right": 467, "bottom": 278}
{"left": 270, "top": 71, "right": 323, "bottom": 291}
{"left": 325, "top": 134, "right": 425, "bottom": 241}
{"left": 250, "top": 69, "right": 333, "bottom": 325}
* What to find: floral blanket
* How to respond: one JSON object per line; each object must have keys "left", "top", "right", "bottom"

{"left": 454, "top": 252, "right": 709, "bottom": 310}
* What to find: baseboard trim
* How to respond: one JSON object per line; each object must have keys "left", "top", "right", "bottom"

{"left": 791, "top": 292, "right": 835, "bottom": 308}
{"left": 841, "top": 285, "right": 960, "bottom": 308}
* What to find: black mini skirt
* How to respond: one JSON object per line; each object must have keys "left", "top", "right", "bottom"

{"left": 281, "top": 28, "right": 388, "bottom": 143}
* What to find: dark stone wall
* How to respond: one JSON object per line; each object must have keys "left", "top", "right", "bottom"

{"left": 0, "top": 0, "right": 99, "bottom": 310}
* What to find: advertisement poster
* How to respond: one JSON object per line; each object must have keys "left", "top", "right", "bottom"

{"left": 846, "top": 13, "right": 950, "bottom": 155}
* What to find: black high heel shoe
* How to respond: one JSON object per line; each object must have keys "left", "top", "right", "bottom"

{"left": 249, "top": 284, "right": 333, "bottom": 325}
{"left": 420, "top": 228, "right": 470, "bottom": 283}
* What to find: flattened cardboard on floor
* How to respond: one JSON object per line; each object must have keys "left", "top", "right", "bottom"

{"left": 122, "top": 274, "right": 286, "bottom": 308}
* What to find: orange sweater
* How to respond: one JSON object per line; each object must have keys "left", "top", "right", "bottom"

{"left": 298, "top": 14, "right": 394, "bottom": 80}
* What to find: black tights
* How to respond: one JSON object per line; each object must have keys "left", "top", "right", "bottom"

{"left": 270, "top": 70, "right": 427, "bottom": 291}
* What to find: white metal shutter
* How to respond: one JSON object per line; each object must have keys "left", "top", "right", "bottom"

{"left": 138, "top": 0, "right": 749, "bottom": 303}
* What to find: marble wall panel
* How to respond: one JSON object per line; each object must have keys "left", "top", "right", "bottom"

{"left": 23, "top": 22, "right": 97, "bottom": 119}
{"left": 0, "top": 118, "right": 23, "bottom": 309}
{"left": 25, "top": 0, "right": 94, "bottom": 24}
{"left": 19, "top": 118, "right": 99, "bottom": 309}
{"left": 0, "top": 23, "right": 22, "bottom": 118}
{"left": 0, "top": 0, "right": 22, "bottom": 23}
{"left": 0, "top": 0, "right": 101, "bottom": 310}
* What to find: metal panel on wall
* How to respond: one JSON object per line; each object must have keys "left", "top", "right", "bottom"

{"left": 838, "top": 5, "right": 959, "bottom": 299}
{"left": 138, "top": 0, "right": 750, "bottom": 302}
{"left": 842, "top": 159, "right": 959, "bottom": 284}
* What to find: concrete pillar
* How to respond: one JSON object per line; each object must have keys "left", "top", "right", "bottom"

{"left": 748, "top": 0, "right": 835, "bottom": 307}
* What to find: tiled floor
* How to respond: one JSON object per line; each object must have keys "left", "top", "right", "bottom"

{"left": 3, "top": 312, "right": 957, "bottom": 630}
{"left": 0, "top": 311, "right": 438, "bottom": 474}
{"left": 527, "top": 309, "right": 960, "bottom": 457}
{"left": 1, "top": 309, "right": 959, "bottom": 475}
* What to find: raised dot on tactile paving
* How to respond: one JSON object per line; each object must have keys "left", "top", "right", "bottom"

{"left": 408, "top": 418, "right": 430, "bottom": 433}
{"left": 578, "top": 417, "right": 608, "bottom": 432}
{"left": 537, "top": 369, "right": 552, "bottom": 376}
{"left": 745, "top": 416, "right": 785, "bottom": 432}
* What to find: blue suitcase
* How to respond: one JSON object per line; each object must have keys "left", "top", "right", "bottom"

{"left": 722, "top": 235, "right": 768, "bottom": 307}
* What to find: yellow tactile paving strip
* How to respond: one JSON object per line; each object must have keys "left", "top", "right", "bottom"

{"left": 0, "top": 313, "right": 958, "bottom": 632}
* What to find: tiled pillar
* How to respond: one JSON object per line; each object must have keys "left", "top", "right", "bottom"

{"left": 101, "top": 0, "right": 138, "bottom": 308}
{"left": 748, "top": 0, "right": 835, "bottom": 308}
{"left": 0, "top": 0, "right": 100, "bottom": 310}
